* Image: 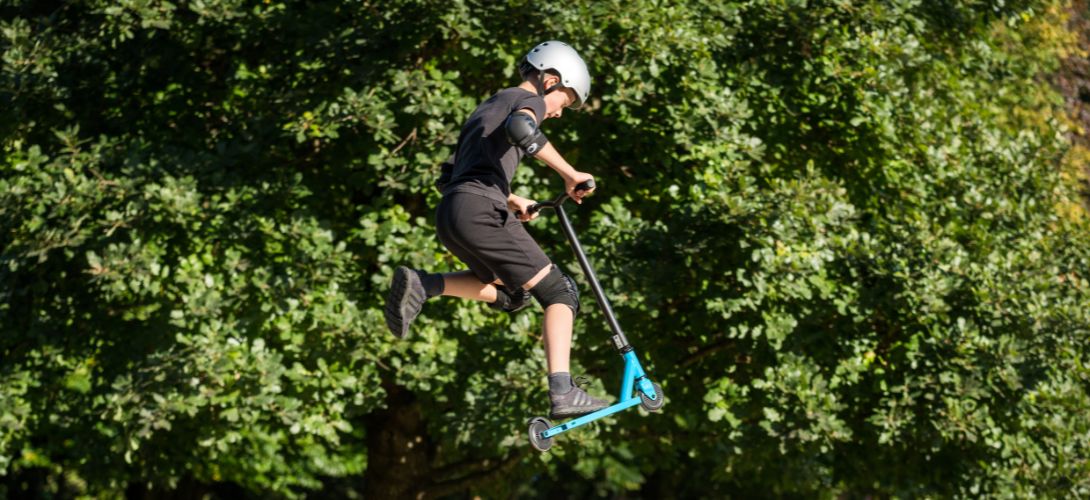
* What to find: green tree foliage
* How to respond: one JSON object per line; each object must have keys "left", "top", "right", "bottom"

{"left": 2, "top": 0, "right": 1088, "bottom": 497}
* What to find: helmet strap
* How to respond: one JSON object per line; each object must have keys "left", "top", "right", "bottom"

{"left": 533, "top": 72, "right": 546, "bottom": 97}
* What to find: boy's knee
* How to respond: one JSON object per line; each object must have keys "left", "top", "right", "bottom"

{"left": 528, "top": 265, "right": 579, "bottom": 315}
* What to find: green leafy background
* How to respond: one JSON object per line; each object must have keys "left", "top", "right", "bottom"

{"left": 2, "top": 0, "right": 1089, "bottom": 497}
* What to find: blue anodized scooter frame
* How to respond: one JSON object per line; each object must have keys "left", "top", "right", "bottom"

{"left": 540, "top": 350, "right": 657, "bottom": 439}
{"left": 525, "top": 181, "right": 660, "bottom": 440}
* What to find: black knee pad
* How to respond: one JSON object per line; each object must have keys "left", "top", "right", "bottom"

{"left": 529, "top": 265, "right": 580, "bottom": 315}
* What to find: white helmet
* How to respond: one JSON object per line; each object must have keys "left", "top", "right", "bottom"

{"left": 521, "top": 41, "right": 591, "bottom": 108}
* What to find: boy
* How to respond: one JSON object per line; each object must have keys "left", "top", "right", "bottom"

{"left": 384, "top": 41, "right": 608, "bottom": 419}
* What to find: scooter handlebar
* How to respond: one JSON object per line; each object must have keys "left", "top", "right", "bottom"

{"left": 518, "top": 180, "right": 596, "bottom": 218}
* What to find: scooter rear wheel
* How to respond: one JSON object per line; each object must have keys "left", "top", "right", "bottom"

{"left": 640, "top": 382, "right": 665, "bottom": 412}
{"left": 527, "top": 416, "right": 553, "bottom": 453}
{"left": 527, "top": 417, "right": 554, "bottom": 452}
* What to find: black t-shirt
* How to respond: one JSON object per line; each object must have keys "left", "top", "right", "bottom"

{"left": 443, "top": 87, "right": 547, "bottom": 199}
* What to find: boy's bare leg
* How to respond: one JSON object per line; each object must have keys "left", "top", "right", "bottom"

{"left": 523, "top": 264, "right": 608, "bottom": 418}
{"left": 541, "top": 304, "right": 573, "bottom": 373}
{"left": 520, "top": 265, "right": 570, "bottom": 373}
{"left": 519, "top": 265, "right": 571, "bottom": 373}
{"left": 437, "top": 270, "right": 533, "bottom": 313}
{"left": 385, "top": 268, "right": 520, "bottom": 338}
{"left": 439, "top": 271, "right": 497, "bottom": 302}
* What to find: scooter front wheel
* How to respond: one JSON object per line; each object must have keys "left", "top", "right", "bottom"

{"left": 639, "top": 382, "right": 665, "bottom": 412}
{"left": 527, "top": 417, "right": 554, "bottom": 452}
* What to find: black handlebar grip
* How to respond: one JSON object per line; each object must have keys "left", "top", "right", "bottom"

{"left": 522, "top": 202, "right": 544, "bottom": 217}
{"left": 515, "top": 179, "right": 597, "bottom": 218}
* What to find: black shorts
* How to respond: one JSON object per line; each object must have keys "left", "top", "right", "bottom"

{"left": 435, "top": 187, "right": 552, "bottom": 288}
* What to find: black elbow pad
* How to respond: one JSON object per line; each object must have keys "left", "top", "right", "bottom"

{"left": 505, "top": 112, "right": 548, "bottom": 156}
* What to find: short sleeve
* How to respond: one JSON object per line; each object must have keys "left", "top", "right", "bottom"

{"left": 513, "top": 92, "right": 547, "bottom": 123}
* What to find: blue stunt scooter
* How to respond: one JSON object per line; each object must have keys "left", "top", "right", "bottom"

{"left": 520, "top": 180, "right": 664, "bottom": 452}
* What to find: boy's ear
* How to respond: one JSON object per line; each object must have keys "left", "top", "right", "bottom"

{"left": 543, "top": 73, "right": 562, "bottom": 88}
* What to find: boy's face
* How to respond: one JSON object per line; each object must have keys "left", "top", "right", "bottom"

{"left": 542, "top": 75, "right": 578, "bottom": 120}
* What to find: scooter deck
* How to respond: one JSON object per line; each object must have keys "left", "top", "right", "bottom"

{"left": 541, "top": 396, "right": 644, "bottom": 438}
{"left": 540, "top": 350, "right": 659, "bottom": 439}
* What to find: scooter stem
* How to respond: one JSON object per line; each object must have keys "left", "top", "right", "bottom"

{"left": 522, "top": 179, "right": 633, "bottom": 353}
{"left": 553, "top": 203, "right": 632, "bottom": 352}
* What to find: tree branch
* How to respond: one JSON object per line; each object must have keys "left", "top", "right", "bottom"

{"left": 390, "top": 127, "right": 418, "bottom": 156}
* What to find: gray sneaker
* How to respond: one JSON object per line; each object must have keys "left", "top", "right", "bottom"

{"left": 384, "top": 266, "right": 426, "bottom": 339}
{"left": 550, "top": 384, "right": 610, "bottom": 420}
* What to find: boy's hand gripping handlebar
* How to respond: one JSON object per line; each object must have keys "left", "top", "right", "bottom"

{"left": 516, "top": 180, "right": 596, "bottom": 219}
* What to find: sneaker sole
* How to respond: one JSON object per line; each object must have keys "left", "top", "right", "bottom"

{"left": 384, "top": 266, "right": 422, "bottom": 339}
{"left": 550, "top": 405, "right": 609, "bottom": 420}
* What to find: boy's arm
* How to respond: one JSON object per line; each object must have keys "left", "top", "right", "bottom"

{"left": 532, "top": 142, "right": 577, "bottom": 182}
{"left": 532, "top": 142, "right": 595, "bottom": 204}
{"left": 510, "top": 109, "right": 595, "bottom": 203}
